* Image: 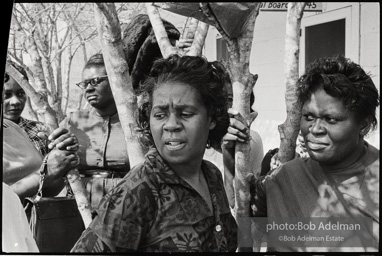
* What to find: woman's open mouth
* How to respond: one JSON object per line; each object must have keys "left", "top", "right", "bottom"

{"left": 165, "top": 139, "right": 186, "bottom": 151}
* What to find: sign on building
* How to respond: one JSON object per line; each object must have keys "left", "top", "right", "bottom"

{"left": 260, "top": 2, "right": 323, "bottom": 12}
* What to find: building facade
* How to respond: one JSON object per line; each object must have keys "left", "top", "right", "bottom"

{"left": 163, "top": 2, "right": 380, "bottom": 151}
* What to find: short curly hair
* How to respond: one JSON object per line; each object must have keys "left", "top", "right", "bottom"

{"left": 136, "top": 55, "right": 230, "bottom": 149}
{"left": 297, "top": 55, "right": 380, "bottom": 131}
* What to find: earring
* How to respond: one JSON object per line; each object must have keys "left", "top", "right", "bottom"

{"left": 206, "top": 139, "right": 211, "bottom": 149}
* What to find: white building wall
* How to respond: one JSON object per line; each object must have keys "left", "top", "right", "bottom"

{"left": 19, "top": 3, "right": 379, "bottom": 150}
{"left": 359, "top": 2, "right": 380, "bottom": 148}
{"left": 201, "top": 2, "right": 380, "bottom": 151}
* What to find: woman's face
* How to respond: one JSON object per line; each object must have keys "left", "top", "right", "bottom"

{"left": 300, "top": 88, "right": 366, "bottom": 169}
{"left": 3, "top": 76, "right": 27, "bottom": 122}
{"left": 150, "top": 82, "right": 216, "bottom": 167}
{"left": 82, "top": 66, "right": 114, "bottom": 110}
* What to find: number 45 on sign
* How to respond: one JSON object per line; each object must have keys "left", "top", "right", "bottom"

{"left": 260, "top": 2, "right": 323, "bottom": 12}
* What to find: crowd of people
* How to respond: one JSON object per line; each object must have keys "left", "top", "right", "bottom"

{"left": 2, "top": 14, "right": 380, "bottom": 253}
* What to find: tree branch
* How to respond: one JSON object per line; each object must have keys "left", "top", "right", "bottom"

{"left": 145, "top": 2, "right": 178, "bottom": 58}
{"left": 186, "top": 22, "right": 209, "bottom": 56}
{"left": 185, "top": 18, "right": 199, "bottom": 40}
{"left": 199, "top": 3, "right": 233, "bottom": 48}
{"left": 11, "top": 14, "right": 49, "bottom": 95}
{"left": 278, "top": 2, "right": 306, "bottom": 163}
{"left": 180, "top": 17, "right": 190, "bottom": 39}
{"left": 94, "top": 2, "right": 145, "bottom": 166}
{"left": 18, "top": 3, "right": 34, "bottom": 24}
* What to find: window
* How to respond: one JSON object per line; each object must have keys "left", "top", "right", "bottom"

{"left": 305, "top": 19, "right": 345, "bottom": 67}
{"left": 300, "top": 6, "right": 359, "bottom": 73}
{"left": 216, "top": 37, "right": 229, "bottom": 61}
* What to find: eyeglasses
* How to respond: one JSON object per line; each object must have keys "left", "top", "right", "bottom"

{"left": 76, "top": 75, "right": 108, "bottom": 89}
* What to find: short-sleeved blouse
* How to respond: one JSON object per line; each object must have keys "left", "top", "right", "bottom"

{"left": 72, "top": 148, "right": 237, "bottom": 252}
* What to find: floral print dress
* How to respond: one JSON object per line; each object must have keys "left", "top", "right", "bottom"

{"left": 71, "top": 148, "right": 237, "bottom": 252}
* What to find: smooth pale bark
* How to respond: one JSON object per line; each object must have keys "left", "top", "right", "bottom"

{"left": 69, "top": 18, "right": 88, "bottom": 110}
{"left": 25, "top": 97, "right": 40, "bottom": 122}
{"left": 277, "top": 3, "right": 306, "bottom": 163}
{"left": 62, "top": 29, "right": 73, "bottom": 114}
{"left": 199, "top": 3, "right": 261, "bottom": 251}
{"left": 66, "top": 170, "right": 92, "bottom": 228}
{"left": 187, "top": 22, "right": 209, "bottom": 56}
{"left": 180, "top": 17, "right": 190, "bottom": 38}
{"left": 63, "top": 10, "right": 89, "bottom": 110}
{"left": 145, "top": 3, "right": 178, "bottom": 57}
{"left": 200, "top": 0, "right": 259, "bottom": 206}
{"left": 146, "top": 3, "right": 209, "bottom": 58}
{"left": 185, "top": 18, "right": 199, "bottom": 39}
{"left": 53, "top": 26, "right": 64, "bottom": 122}
{"left": 54, "top": 55, "right": 64, "bottom": 122}
{"left": 94, "top": 3, "right": 145, "bottom": 167}
{"left": 76, "top": 44, "right": 87, "bottom": 110}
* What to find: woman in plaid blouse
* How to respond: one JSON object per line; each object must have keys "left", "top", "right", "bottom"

{"left": 3, "top": 61, "right": 50, "bottom": 156}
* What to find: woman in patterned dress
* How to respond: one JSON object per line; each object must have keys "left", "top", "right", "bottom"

{"left": 72, "top": 55, "right": 238, "bottom": 252}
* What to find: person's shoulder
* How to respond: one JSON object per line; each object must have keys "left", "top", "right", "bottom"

{"left": 22, "top": 118, "right": 49, "bottom": 131}
{"left": 364, "top": 142, "right": 379, "bottom": 173}
{"left": 366, "top": 142, "right": 379, "bottom": 158}
{"left": 62, "top": 109, "right": 92, "bottom": 125}
{"left": 249, "top": 129, "right": 261, "bottom": 140}
{"left": 269, "top": 157, "right": 313, "bottom": 178}
{"left": 95, "top": 161, "right": 158, "bottom": 221}
{"left": 249, "top": 129, "right": 264, "bottom": 156}
{"left": 20, "top": 117, "right": 37, "bottom": 125}
{"left": 117, "top": 155, "right": 164, "bottom": 193}
{"left": 3, "top": 119, "right": 18, "bottom": 129}
{"left": 202, "top": 159, "right": 223, "bottom": 179}
{"left": 3, "top": 119, "right": 30, "bottom": 138}
{"left": 69, "top": 109, "right": 91, "bottom": 118}
{"left": 249, "top": 129, "right": 263, "bottom": 144}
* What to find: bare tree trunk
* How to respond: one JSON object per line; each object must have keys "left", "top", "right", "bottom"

{"left": 94, "top": 3, "right": 145, "bottom": 167}
{"left": 145, "top": 3, "right": 178, "bottom": 57}
{"left": 12, "top": 16, "right": 49, "bottom": 101}
{"left": 66, "top": 170, "right": 93, "bottom": 228}
{"left": 32, "top": 9, "right": 56, "bottom": 100}
{"left": 54, "top": 53, "right": 65, "bottom": 122}
{"left": 180, "top": 17, "right": 190, "bottom": 38}
{"left": 62, "top": 34, "right": 84, "bottom": 114}
{"left": 185, "top": 18, "right": 199, "bottom": 39}
{"left": 146, "top": 3, "right": 209, "bottom": 58}
{"left": 54, "top": 55, "right": 64, "bottom": 121}
{"left": 199, "top": 3, "right": 261, "bottom": 251}
{"left": 277, "top": 2, "right": 306, "bottom": 163}
{"left": 76, "top": 44, "right": 87, "bottom": 110}
{"left": 62, "top": 7, "right": 89, "bottom": 111}
{"left": 63, "top": 30, "right": 73, "bottom": 115}
{"left": 187, "top": 22, "right": 209, "bottom": 56}
{"left": 11, "top": 3, "right": 94, "bottom": 227}
{"left": 25, "top": 97, "right": 39, "bottom": 121}
{"left": 54, "top": 11, "right": 72, "bottom": 122}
